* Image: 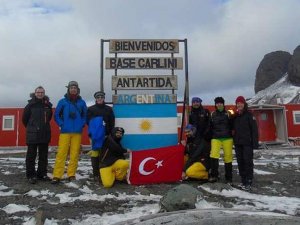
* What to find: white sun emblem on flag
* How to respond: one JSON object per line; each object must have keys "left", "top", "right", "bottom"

{"left": 139, "top": 119, "right": 152, "bottom": 132}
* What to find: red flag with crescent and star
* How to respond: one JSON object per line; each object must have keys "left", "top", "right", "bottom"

{"left": 127, "top": 145, "right": 185, "bottom": 185}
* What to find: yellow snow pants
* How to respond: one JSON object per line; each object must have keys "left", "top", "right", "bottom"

{"left": 99, "top": 159, "right": 129, "bottom": 188}
{"left": 184, "top": 155, "right": 208, "bottom": 179}
{"left": 210, "top": 138, "right": 233, "bottom": 163}
{"left": 52, "top": 133, "right": 82, "bottom": 179}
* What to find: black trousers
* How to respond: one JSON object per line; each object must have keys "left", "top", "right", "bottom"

{"left": 26, "top": 143, "right": 49, "bottom": 178}
{"left": 235, "top": 145, "right": 254, "bottom": 185}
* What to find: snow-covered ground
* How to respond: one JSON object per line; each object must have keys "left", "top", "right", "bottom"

{"left": 0, "top": 147, "right": 299, "bottom": 224}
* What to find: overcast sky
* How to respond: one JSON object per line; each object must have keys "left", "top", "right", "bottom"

{"left": 1, "top": 0, "right": 300, "bottom": 107}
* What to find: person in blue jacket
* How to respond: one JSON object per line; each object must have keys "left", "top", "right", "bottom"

{"left": 87, "top": 91, "right": 115, "bottom": 181}
{"left": 51, "top": 81, "right": 87, "bottom": 184}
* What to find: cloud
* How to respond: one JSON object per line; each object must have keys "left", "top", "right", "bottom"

{"left": 0, "top": 0, "right": 300, "bottom": 106}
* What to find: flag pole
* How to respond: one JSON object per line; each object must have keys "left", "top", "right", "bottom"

{"left": 180, "top": 39, "right": 189, "bottom": 142}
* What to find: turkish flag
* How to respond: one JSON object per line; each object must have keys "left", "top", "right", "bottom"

{"left": 127, "top": 145, "right": 185, "bottom": 185}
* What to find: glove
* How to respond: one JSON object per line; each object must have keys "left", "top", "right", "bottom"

{"left": 87, "top": 150, "right": 99, "bottom": 157}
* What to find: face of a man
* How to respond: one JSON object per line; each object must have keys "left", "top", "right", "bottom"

{"left": 96, "top": 96, "right": 105, "bottom": 104}
{"left": 115, "top": 130, "right": 123, "bottom": 138}
{"left": 35, "top": 88, "right": 45, "bottom": 99}
{"left": 192, "top": 102, "right": 201, "bottom": 108}
{"left": 216, "top": 102, "right": 224, "bottom": 111}
{"left": 236, "top": 102, "right": 245, "bottom": 111}
{"left": 185, "top": 129, "right": 193, "bottom": 137}
{"left": 69, "top": 86, "right": 78, "bottom": 95}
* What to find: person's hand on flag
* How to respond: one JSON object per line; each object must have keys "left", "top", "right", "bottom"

{"left": 181, "top": 171, "right": 188, "bottom": 180}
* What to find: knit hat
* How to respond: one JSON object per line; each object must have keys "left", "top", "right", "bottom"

{"left": 214, "top": 97, "right": 225, "bottom": 104}
{"left": 235, "top": 96, "right": 246, "bottom": 104}
{"left": 185, "top": 124, "right": 197, "bottom": 136}
{"left": 94, "top": 91, "right": 105, "bottom": 99}
{"left": 192, "top": 97, "right": 202, "bottom": 103}
{"left": 66, "top": 81, "right": 79, "bottom": 88}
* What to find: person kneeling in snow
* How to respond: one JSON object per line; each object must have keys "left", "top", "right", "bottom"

{"left": 99, "top": 127, "right": 129, "bottom": 188}
{"left": 182, "top": 124, "right": 210, "bottom": 181}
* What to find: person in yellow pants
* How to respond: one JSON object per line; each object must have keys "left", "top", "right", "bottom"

{"left": 182, "top": 124, "right": 210, "bottom": 181}
{"left": 209, "top": 97, "right": 234, "bottom": 184}
{"left": 99, "top": 127, "right": 129, "bottom": 188}
{"left": 51, "top": 81, "right": 87, "bottom": 184}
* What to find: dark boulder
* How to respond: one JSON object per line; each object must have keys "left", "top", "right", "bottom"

{"left": 288, "top": 45, "right": 300, "bottom": 86}
{"left": 255, "top": 51, "right": 291, "bottom": 93}
{"left": 159, "top": 184, "right": 203, "bottom": 212}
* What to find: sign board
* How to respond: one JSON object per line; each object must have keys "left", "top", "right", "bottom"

{"left": 112, "top": 75, "right": 178, "bottom": 90}
{"left": 105, "top": 57, "right": 183, "bottom": 70}
{"left": 109, "top": 39, "right": 179, "bottom": 53}
{"left": 113, "top": 94, "right": 177, "bottom": 104}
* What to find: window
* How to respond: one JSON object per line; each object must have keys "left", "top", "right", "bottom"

{"left": 261, "top": 113, "right": 268, "bottom": 121}
{"left": 293, "top": 111, "right": 300, "bottom": 125}
{"left": 2, "top": 115, "right": 14, "bottom": 131}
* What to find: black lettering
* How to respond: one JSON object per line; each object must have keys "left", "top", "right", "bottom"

{"left": 169, "top": 41, "right": 175, "bottom": 51}
{"left": 116, "top": 78, "right": 123, "bottom": 87}
{"left": 151, "top": 58, "right": 159, "bottom": 69}
{"left": 144, "top": 58, "right": 151, "bottom": 68}
{"left": 115, "top": 42, "right": 121, "bottom": 51}
{"left": 122, "top": 78, "right": 129, "bottom": 87}
{"left": 149, "top": 78, "right": 155, "bottom": 87}
{"left": 129, "top": 78, "right": 135, "bottom": 87}
{"left": 110, "top": 58, "right": 116, "bottom": 68}
{"left": 167, "top": 58, "right": 176, "bottom": 69}
{"left": 138, "top": 58, "right": 145, "bottom": 68}
{"left": 162, "top": 42, "right": 168, "bottom": 50}
{"left": 165, "top": 78, "right": 172, "bottom": 87}
{"left": 143, "top": 78, "right": 149, "bottom": 87}
{"left": 136, "top": 78, "right": 143, "bottom": 87}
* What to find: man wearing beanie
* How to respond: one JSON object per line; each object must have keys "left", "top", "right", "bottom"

{"left": 87, "top": 91, "right": 115, "bottom": 182}
{"left": 209, "top": 96, "right": 234, "bottom": 184}
{"left": 182, "top": 124, "right": 210, "bottom": 181}
{"left": 189, "top": 97, "right": 211, "bottom": 142}
{"left": 52, "top": 81, "right": 87, "bottom": 184}
{"left": 233, "top": 96, "right": 258, "bottom": 191}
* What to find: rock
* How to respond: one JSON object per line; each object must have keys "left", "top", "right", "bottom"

{"left": 159, "top": 184, "right": 203, "bottom": 212}
{"left": 288, "top": 45, "right": 300, "bottom": 85}
{"left": 35, "top": 208, "right": 45, "bottom": 225}
{"left": 255, "top": 51, "right": 291, "bottom": 93}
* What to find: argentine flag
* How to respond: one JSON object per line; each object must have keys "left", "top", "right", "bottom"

{"left": 114, "top": 104, "right": 178, "bottom": 150}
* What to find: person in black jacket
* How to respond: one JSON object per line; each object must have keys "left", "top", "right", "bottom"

{"left": 189, "top": 97, "right": 211, "bottom": 141}
{"left": 209, "top": 97, "right": 234, "bottom": 184}
{"left": 87, "top": 91, "right": 115, "bottom": 181}
{"left": 22, "top": 86, "right": 52, "bottom": 184}
{"left": 233, "top": 96, "right": 259, "bottom": 191}
{"left": 182, "top": 124, "right": 210, "bottom": 181}
{"left": 99, "top": 127, "right": 129, "bottom": 188}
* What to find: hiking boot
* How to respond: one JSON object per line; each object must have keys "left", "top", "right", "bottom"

{"left": 242, "top": 185, "right": 252, "bottom": 192}
{"left": 28, "top": 177, "right": 37, "bottom": 184}
{"left": 68, "top": 176, "right": 76, "bottom": 182}
{"left": 237, "top": 183, "right": 245, "bottom": 189}
{"left": 37, "top": 176, "right": 51, "bottom": 181}
{"left": 51, "top": 177, "right": 60, "bottom": 184}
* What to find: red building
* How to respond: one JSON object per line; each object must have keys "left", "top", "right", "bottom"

{"left": 0, "top": 108, "right": 89, "bottom": 147}
{"left": 1, "top": 104, "right": 300, "bottom": 147}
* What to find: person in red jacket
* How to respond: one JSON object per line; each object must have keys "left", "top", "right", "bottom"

{"left": 233, "top": 96, "right": 259, "bottom": 191}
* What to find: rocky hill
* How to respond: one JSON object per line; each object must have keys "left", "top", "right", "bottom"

{"left": 253, "top": 45, "right": 300, "bottom": 104}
